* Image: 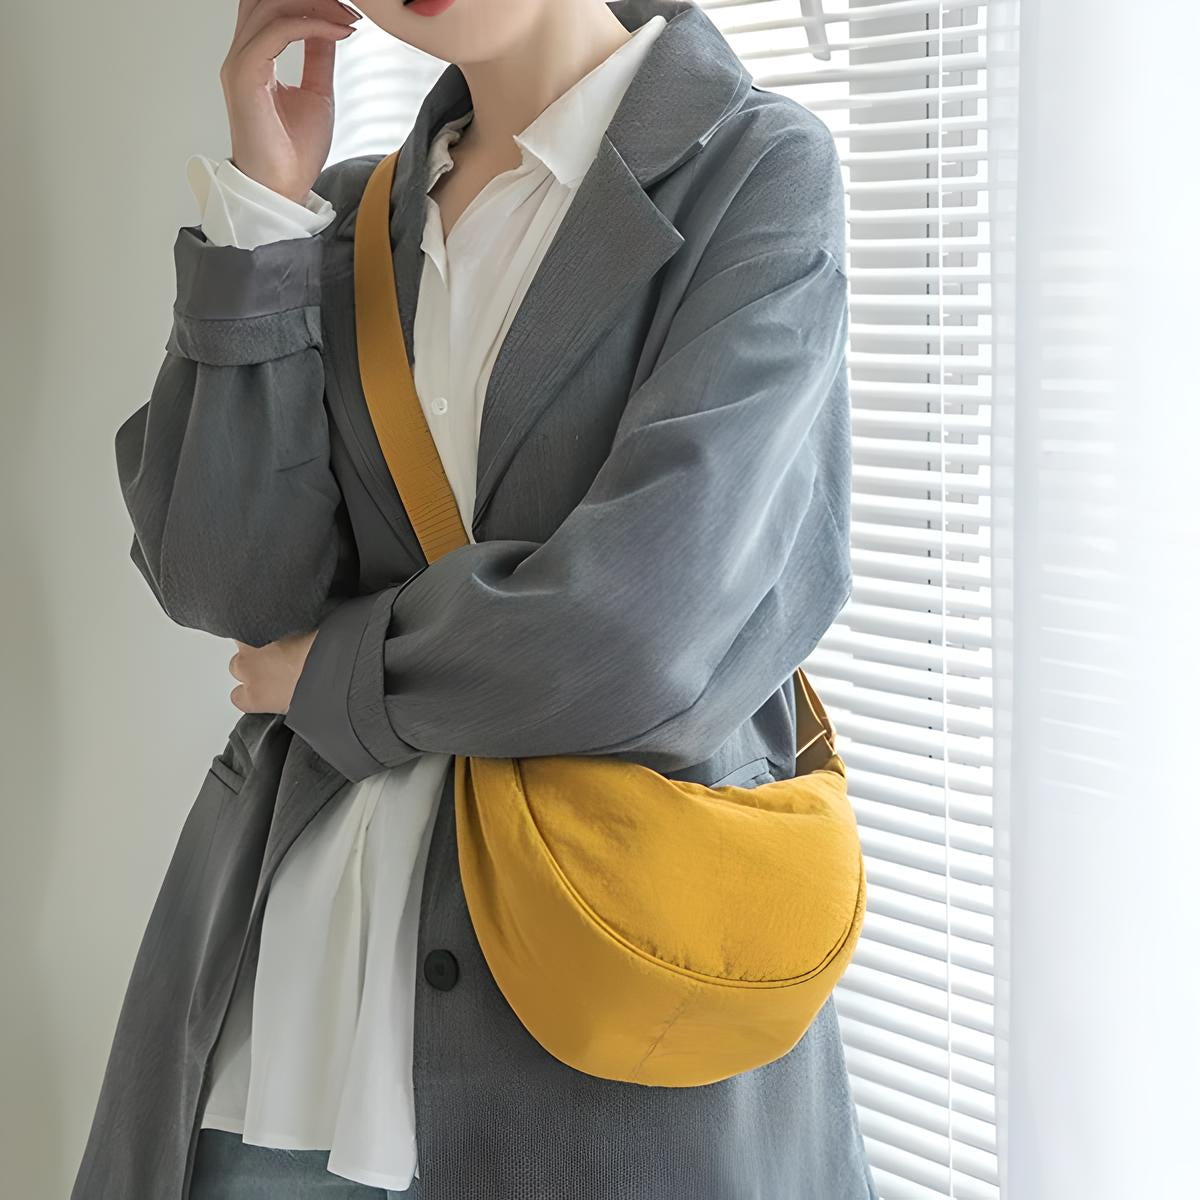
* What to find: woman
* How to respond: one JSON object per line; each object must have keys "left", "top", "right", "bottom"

{"left": 72, "top": 0, "right": 874, "bottom": 1197}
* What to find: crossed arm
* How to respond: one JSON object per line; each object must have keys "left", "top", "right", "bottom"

{"left": 115, "top": 156, "right": 357, "bottom": 648}
{"left": 117, "top": 119, "right": 852, "bottom": 781}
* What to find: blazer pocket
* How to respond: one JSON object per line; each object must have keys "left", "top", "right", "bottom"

{"left": 207, "top": 729, "right": 251, "bottom": 795}
{"left": 708, "top": 756, "right": 773, "bottom": 790}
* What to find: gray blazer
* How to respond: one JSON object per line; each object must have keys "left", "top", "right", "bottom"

{"left": 71, "top": 2, "right": 876, "bottom": 1197}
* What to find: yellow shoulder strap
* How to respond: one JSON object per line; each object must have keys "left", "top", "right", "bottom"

{"left": 351, "top": 150, "right": 836, "bottom": 766}
{"left": 354, "top": 148, "right": 469, "bottom": 564}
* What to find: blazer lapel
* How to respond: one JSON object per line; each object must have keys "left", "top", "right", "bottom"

{"left": 330, "top": 0, "right": 752, "bottom": 544}
{"left": 470, "top": 138, "right": 685, "bottom": 533}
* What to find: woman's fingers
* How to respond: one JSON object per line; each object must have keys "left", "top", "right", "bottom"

{"left": 299, "top": 32, "right": 338, "bottom": 98}
{"left": 228, "top": 11, "right": 357, "bottom": 79}
{"left": 230, "top": 0, "right": 358, "bottom": 54}
{"left": 242, "top": 17, "right": 354, "bottom": 71}
{"left": 229, "top": 644, "right": 247, "bottom": 682}
{"left": 218, "top": 0, "right": 358, "bottom": 199}
{"left": 226, "top": 634, "right": 317, "bottom": 715}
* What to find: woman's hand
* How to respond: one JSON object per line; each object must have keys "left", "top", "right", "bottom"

{"left": 220, "top": 0, "right": 363, "bottom": 205}
{"left": 229, "top": 631, "right": 318, "bottom": 714}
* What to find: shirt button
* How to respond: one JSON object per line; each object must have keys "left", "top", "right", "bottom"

{"left": 431, "top": 395, "right": 449, "bottom": 415}
{"left": 423, "top": 948, "right": 460, "bottom": 991}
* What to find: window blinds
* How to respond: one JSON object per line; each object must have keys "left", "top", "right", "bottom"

{"left": 329, "top": 4, "right": 1017, "bottom": 1197}
{"left": 696, "top": 4, "right": 1013, "bottom": 1198}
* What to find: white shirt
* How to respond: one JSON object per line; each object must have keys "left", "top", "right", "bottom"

{"left": 189, "top": 13, "right": 667, "bottom": 1191}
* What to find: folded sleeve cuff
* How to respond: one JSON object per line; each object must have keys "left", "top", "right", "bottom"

{"left": 186, "top": 153, "right": 337, "bottom": 249}
{"left": 166, "top": 225, "right": 324, "bottom": 365}
{"left": 283, "top": 588, "right": 396, "bottom": 783}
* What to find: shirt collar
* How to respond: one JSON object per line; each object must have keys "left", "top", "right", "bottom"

{"left": 333, "top": 0, "right": 756, "bottom": 245}
{"left": 424, "top": 12, "right": 667, "bottom": 193}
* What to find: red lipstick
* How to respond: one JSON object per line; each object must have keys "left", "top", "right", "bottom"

{"left": 403, "top": 0, "right": 458, "bottom": 15}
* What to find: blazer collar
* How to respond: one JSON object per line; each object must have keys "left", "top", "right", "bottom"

{"left": 332, "top": 0, "right": 751, "bottom": 244}
{"left": 329, "top": 0, "right": 753, "bottom": 540}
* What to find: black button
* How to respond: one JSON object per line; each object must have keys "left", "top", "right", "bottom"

{"left": 423, "top": 948, "right": 460, "bottom": 991}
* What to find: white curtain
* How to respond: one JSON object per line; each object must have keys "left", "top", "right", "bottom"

{"left": 995, "top": 1, "right": 1200, "bottom": 1196}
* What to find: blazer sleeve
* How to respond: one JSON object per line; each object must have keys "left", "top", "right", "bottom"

{"left": 284, "top": 118, "right": 852, "bottom": 783}
{"left": 114, "top": 161, "right": 358, "bottom": 646}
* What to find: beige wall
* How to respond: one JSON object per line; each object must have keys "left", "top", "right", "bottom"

{"left": 0, "top": 5, "right": 281, "bottom": 1194}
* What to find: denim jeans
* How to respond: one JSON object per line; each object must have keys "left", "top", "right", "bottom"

{"left": 189, "top": 1129, "right": 421, "bottom": 1199}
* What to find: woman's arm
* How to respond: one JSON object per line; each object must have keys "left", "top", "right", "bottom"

{"left": 283, "top": 114, "right": 852, "bottom": 783}
{"left": 114, "top": 157, "right": 357, "bottom": 647}
{"left": 115, "top": 0, "right": 361, "bottom": 646}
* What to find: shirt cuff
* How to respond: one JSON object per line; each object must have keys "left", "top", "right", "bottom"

{"left": 186, "top": 153, "right": 337, "bottom": 250}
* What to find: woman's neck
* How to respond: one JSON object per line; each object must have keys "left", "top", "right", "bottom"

{"left": 453, "top": 1, "right": 633, "bottom": 160}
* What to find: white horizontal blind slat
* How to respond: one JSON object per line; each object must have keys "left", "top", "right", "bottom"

{"left": 696, "top": 3, "right": 1008, "bottom": 1197}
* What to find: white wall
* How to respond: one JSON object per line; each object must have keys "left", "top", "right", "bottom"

{"left": 0, "top": 2, "right": 448, "bottom": 1188}
{"left": 0, "top": 5, "right": 302, "bottom": 1195}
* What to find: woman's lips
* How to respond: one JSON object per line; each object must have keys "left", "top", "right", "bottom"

{"left": 403, "top": 0, "right": 458, "bottom": 15}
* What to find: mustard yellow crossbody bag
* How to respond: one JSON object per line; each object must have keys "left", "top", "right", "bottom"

{"left": 353, "top": 148, "right": 867, "bottom": 1088}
